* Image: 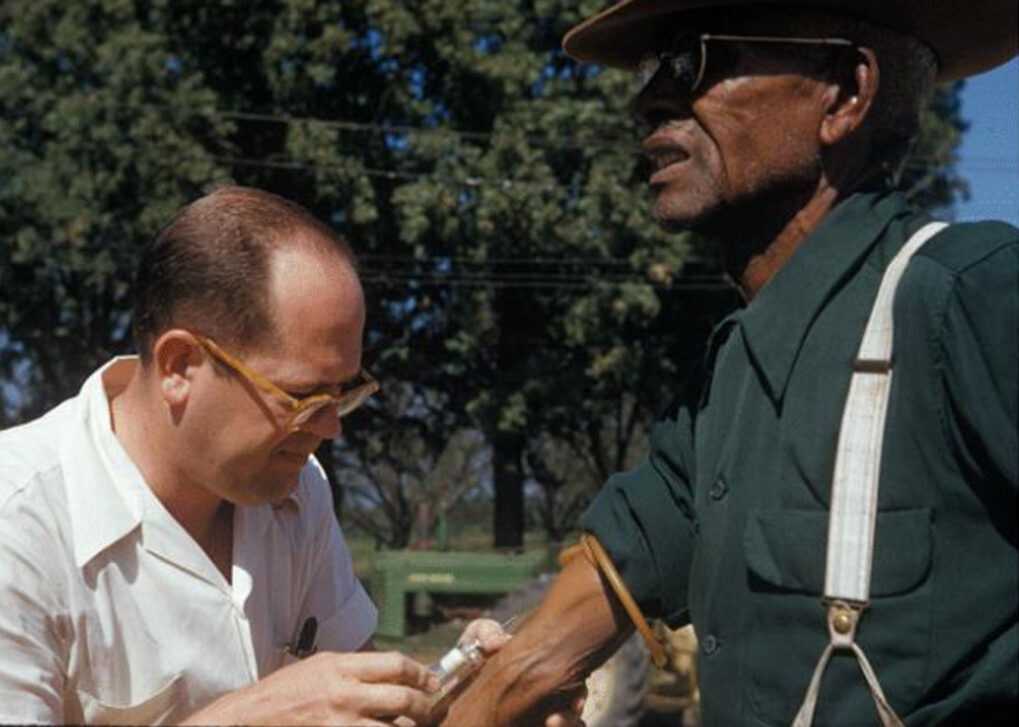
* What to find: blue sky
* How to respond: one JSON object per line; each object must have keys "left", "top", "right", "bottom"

{"left": 953, "top": 57, "right": 1018, "bottom": 226}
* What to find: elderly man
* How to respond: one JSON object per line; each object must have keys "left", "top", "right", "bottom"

{"left": 443, "top": 2, "right": 1018, "bottom": 726}
{"left": 0, "top": 186, "right": 445, "bottom": 724}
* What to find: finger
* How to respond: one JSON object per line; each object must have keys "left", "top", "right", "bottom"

{"left": 542, "top": 685, "right": 588, "bottom": 726}
{"left": 460, "top": 618, "right": 510, "bottom": 654}
{"left": 572, "top": 692, "right": 587, "bottom": 714}
{"left": 329, "top": 651, "right": 438, "bottom": 692}
{"left": 352, "top": 682, "right": 435, "bottom": 724}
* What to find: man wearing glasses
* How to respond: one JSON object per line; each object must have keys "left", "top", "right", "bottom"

{"left": 444, "top": 2, "right": 1017, "bottom": 726}
{"left": 0, "top": 186, "right": 437, "bottom": 724}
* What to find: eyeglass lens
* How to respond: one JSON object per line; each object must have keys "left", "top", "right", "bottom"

{"left": 637, "top": 34, "right": 704, "bottom": 96}
{"left": 288, "top": 383, "right": 378, "bottom": 429}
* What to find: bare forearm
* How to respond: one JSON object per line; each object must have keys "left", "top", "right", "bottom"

{"left": 442, "top": 556, "right": 633, "bottom": 726}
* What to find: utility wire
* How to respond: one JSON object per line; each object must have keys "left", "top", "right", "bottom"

{"left": 15, "top": 100, "right": 1006, "bottom": 172}
{"left": 358, "top": 274, "right": 730, "bottom": 291}
{"left": 210, "top": 152, "right": 1013, "bottom": 192}
{"left": 358, "top": 267, "right": 724, "bottom": 282}
{"left": 212, "top": 109, "right": 1016, "bottom": 171}
{"left": 358, "top": 254, "right": 698, "bottom": 266}
{"left": 212, "top": 154, "right": 547, "bottom": 187}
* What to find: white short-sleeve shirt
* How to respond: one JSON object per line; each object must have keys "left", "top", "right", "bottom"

{"left": 0, "top": 358, "right": 377, "bottom": 724}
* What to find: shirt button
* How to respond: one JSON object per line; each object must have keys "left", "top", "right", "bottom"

{"left": 710, "top": 477, "right": 728, "bottom": 501}
{"left": 702, "top": 634, "right": 720, "bottom": 655}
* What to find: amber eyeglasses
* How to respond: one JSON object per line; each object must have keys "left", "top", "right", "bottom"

{"left": 194, "top": 334, "right": 379, "bottom": 431}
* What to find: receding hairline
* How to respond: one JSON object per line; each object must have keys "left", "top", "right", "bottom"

{"left": 132, "top": 185, "right": 359, "bottom": 364}
{"left": 196, "top": 185, "right": 357, "bottom": 264}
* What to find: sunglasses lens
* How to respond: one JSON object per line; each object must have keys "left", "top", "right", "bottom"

{"left": 667, "top": 34, "right": 704, "bottom": 93}
{"left": 637, "top": 53, "right": 662, "bottom": 93}
{"left": 636, "top": 35, "right": 704, "bottom": 96}
{"left": 669, "top": 52, "right": 701, "bottom": 93}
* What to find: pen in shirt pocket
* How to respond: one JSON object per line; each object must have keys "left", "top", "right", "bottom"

{"left": 285, "top": 616, "right": 318, "bottom": 659}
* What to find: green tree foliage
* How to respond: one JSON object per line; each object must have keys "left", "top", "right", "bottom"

{"left": 0, "top": 0, "right": 234, "bottom": 422}
{"left": 0, "top": 0, "right": 969, "bottom": 546}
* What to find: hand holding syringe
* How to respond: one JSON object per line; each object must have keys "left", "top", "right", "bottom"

{"left": 427, "top": 614, "right": 589, "bottom": 726}
{"left": 427, "top": 616, "right": 520, "bottom": 714}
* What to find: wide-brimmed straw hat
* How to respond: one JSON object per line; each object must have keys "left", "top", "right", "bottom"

{"left": 562, "top": 0, "right": 1018, "bottom": 81}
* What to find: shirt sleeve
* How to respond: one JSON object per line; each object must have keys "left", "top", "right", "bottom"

{"left": 296, "top": 461, "right": 377, "bottom": 653}
{"left": 0, "top": 490, "right": 68, "bottom": 723}
{"left": 938, "top": 233, "right": 1019, "bottom": 493}
{"left": 579, "top": 390, "right": 700, "bottom": 627}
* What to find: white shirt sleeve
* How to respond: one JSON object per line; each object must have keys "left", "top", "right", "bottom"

{"left": 0, "top": 485, "right": 69, "bottom": 723}
{"left": 295, "top": 461, "right": 377, "bottom": 653}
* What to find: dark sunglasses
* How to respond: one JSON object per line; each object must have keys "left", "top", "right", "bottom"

{"left": 637, "top": 33, "right": 855, "bottom": 97}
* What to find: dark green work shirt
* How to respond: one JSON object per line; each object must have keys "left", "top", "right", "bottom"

{"left": 581, "top": 191, "right": 1018, "bottom": 726}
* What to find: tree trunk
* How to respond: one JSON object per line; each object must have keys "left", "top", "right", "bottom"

{"left": 493, "top": 430, "right": 526, "bottom": 549}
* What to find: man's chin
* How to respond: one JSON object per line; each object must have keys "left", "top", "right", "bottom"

{"left": 651, "top": 196, "right": 715, "bottom": 234}
{"left": 239, "top": 472, "right": 302, "bottom": 507}
{"left": 269, "top": 491, "right": 296, "bottom": 506}
{"left": 271, "top": 473, "right": 302, "bottom": 501}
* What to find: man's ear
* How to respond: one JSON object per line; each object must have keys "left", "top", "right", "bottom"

{"left": 820, "top": 47, "right": 879, "bottom": 147}
{"left": 152, "top": 330, "right": 202, "bottom": 407}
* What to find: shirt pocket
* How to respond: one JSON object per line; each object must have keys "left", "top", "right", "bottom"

{"left": 742, "top": 507, "right": 933, "bottom": 726}
{"left": 77, "top": 672, "right": 182, "bottom": 725}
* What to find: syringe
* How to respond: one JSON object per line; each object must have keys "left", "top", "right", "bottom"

{"left": 428, "top": 616, "right": 520, "bottom": 702}
{"left": 429, "top": 638, "right": 486, "bottom": 688}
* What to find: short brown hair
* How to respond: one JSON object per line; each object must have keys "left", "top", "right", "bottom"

{"left": 131, "top": 186, "right": 355, "bottom": 363}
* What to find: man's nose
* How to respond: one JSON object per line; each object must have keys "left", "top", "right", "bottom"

{"left": 299, "top": 405, "right": 343, "bottom": 440}
{"left": 631, "top": 70, "right": 693, "bottom": 133}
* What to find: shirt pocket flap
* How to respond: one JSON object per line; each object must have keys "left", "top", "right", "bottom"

{"left": 77, "top": 672, "right": 182, "bottom": 725}
{"left": 744, "top": 508, "right": 932, "bottom": 597}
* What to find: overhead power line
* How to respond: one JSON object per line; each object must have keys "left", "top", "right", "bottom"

{"left": 358, "top": 273, "right": 731, "bottom": 291}
{"left": 210, "top": 152, "right": 1014, "bottom": 194}
{"left": 358, "top": 254, "right": 704, "bottom": 266}
{"left": 211, "top": 155, "right": 537, "bottom": 187}
{"left": 212, "top": 108, "right": 1017, "bottom": 171}
{"left": 359, "top": 271, "right": 726, "bottom": 285}
{"left": 29, "top": 101, "right": 1007, "bottom": 172}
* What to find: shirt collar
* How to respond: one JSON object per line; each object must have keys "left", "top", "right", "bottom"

{"left": 734, "top": 190, "right": 914, "bottom": 403}
{"left": 63, "top": 357, "right": 146, "bottom": 569}
{"left": 63, "top": 357, "right": 304, "bottom": 569}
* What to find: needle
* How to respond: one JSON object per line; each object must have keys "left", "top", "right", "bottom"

{"left": 500, "top": 614, "right": 521, "bottom": 635}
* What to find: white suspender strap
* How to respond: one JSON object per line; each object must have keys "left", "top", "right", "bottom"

{"left": 792, "top": 221, "right": 948, "bottom": 727}
{"left": 825, "top": 220, "right": 947, "bottom": 604}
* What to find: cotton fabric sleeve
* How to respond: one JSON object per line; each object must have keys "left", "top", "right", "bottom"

{"left": 295, "top": 461, "right": 377, "bottom": 653}
{"left": 579, "top": 391, "right": 700, "bottom": 627}
{"left": 937, "top": 232, "right": 1019, "bottom": 494}
{"left": 0, "top": 484, "right": 70, "bottom": 723}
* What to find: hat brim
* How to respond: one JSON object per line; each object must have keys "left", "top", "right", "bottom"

{"left": 562, "top": 0, "right": 1018, "bottom": 81}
